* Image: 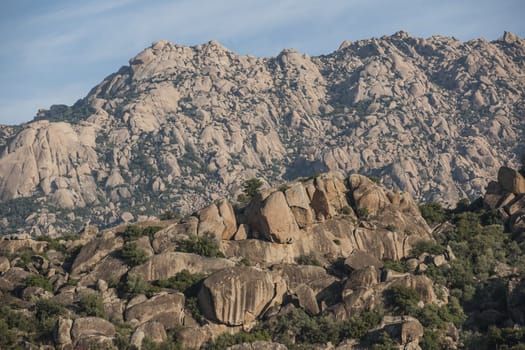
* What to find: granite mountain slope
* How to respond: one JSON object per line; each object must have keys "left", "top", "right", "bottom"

{"left": 1, "top": 31, "right": 524, "bottom": 235}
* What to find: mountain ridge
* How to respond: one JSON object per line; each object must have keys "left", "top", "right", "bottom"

{"left": 0, "top": 31, "right": 524, "bottom": 235}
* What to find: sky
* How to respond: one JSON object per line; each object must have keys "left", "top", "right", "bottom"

{"left": 0, "top": 0, "right": 524, "bottom": 125}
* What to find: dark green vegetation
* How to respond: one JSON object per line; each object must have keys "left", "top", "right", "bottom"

{"left": 237, "top": 178, "right": 263, "bottom": 203}
{"left": 177, "top": 232, "right": 225, "bottom": 258}
{"left": 411, "top": 200, "right": 525, "bottom": 349}
{"left": 203, "top": 309, "right": 383, "bottom": 350}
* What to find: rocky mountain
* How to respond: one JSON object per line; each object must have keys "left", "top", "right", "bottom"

{"left": 1, "top": 170, "right": 524, "bottom": 349}
{"left": 1, "top": 31, "right": 525, "bottom": 235}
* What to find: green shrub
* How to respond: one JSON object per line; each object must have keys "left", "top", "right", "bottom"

{"left": 120, "top": 275, "right": 160, "bottom": 298}
{"left": 0, "top": 305, "right": 37, "bottom": 347}
{"left": 155, "top": 270, "right": 206, "bottom": 296}
{"left": 34, "top": 299, "right": 65, "bottom": 341}
{"left": 34, "top": 299, "right": 65, "bottom": 323}
{"left": 24, "top": 274, "right": 53, "bottom": 292}
{"left": 142, "top": 336, "right": 182, "bottom": 350}
{"left": 339, "top": 206, "right": 352, "bottom": 215}
{"left": 339, "top": 310, "right": 383, "bottom": 340}
{"left": 120, "top": 242, "right": 149, "bottom": 267}
{"left": 371, "top": 332, "right": 398, "bottom": 350}
{"left": 178, "top": 233, "right": 224, "bottom": 258}
{"left": 186, "top": 297, "right": 203, "bottom": 324}
{"left": 357, "top": 207, "right": 369, "bottom": 219}
{"left": 242, "top": 178, "right": 263, "bottom": 201}
{"left": 205, "top": 330, "right": 271, "bottom": 350}
{"left": 9, "top": 247, "right": 34, "bottom": 268}
{"left": 123, "top": 225, "right": 144, "bottom": 240}
{"left": 78, "top": 294, "right": 106, "bottom": 318}
{"left": 386, "top": 285, "right": 419, "bottom": 315}
{"left": 297, "top": 253, "right": 321, "bottom": 266}
{"left": 382, "top": 260, "right": 407, "bottom": 273}
{"left": 143, "top": 226, "right": 162, "bottom": 240}
{"left": 419, "top": 202, "right": 447, "bottom": 225}
{"left": 419, "top": 329, "right": 443, "bottom": 350}
{"left": 260, "top": 308, "right": 382, "bottom": 346}
{"left": 410, "top": 240, "right": 446, "bottom": 257}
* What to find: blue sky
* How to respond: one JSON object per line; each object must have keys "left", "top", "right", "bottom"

{"left": 0, "top": 0, "right": 524, "bottom": 125}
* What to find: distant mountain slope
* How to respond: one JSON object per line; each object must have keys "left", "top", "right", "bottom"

{"left": 0, "top": 31, "right": 524, "bottom": 235}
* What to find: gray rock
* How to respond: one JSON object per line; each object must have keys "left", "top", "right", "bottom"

{"left": 125, "top": 292, "right": 185, "bottom": 329}
{"left": 198, "top": 266, "right": 284, "bottom": 326}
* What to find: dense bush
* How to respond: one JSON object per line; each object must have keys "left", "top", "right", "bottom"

{"left": 123, "top": 225, "right": 144, "bottom": 240}
{"left": 24, "top": 274, "right": 53, "bottom": 292}
{"left": 419, "top": 202, "right": 447, "bottom": 225}
{"left": 155, "top": 270, "right": 206, "bottom": 296}
{"left": 0, "top": 305, "right": 36, "bottom": 347}
{"left": 382, "top": 260, "right": 408, "bottom": 273}
{"left": 241, "top": 178, "right": 263, "bottom": 202}
{"left": 410, "top": 240, "right": 446, "bottom": 257}
{"left": 78, "top": 294, "right": 106, "bottom": 318}
{"left": 386, "top": 285, "right": 419, "bottom": 315}
{"left": 356, "top": 207, "right": 369, "bottom": 219}
{"left": 178, "top": 233, "right": 224, "bottom": 258}
{"left": 119, "top": 274, "right": 160, "bottom": 298}
{"left": 120, "top": 242, "right": 149, "bottom": 267}
{"left": 259, "top": 308, "right": 382, "bottom": 347}
{"left": 34, "top": 299, "right": 65, "bottom": 341}
{"left": 205, "top": 330, "right": 271, "bottom": 350}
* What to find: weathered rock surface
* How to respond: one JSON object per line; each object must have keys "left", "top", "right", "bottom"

{"left": 198, "top": 266, "right": 285, "bottom": 326}
{"left": 130, "top": 321, "right": 168, "bottom": 349}
{"left": 70, "top": 317, "right": 116, "bottom": 344}
{"left": 125, "top": 292, "right": 185, "bottom": 329}
{"left": 484, "top": 166, "right": 525, "bottom": 239}
{"left": 2, "top": 33, "right": 525, "bottom": 235}
{"left": 71, "top": 231, "right": 124, "bottom": 276}
{"left": 129, "top": 251, "right": 235, "bottom": 281}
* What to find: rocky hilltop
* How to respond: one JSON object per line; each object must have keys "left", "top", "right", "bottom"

{"left": 1, "top": 31, "right": 525, "bottom": 235}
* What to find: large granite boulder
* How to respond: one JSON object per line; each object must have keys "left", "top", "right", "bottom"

{"left": 70, "top": 317, "right": 116, "bottom": 345}
{"left": 130, "top": 321, "right": 168, "bottom": 349}
{"left": 125, "top": 292, "right": 185, "bottom": 329}
{"left": 196, "top": 199, "right": 237, "bottom": 240}
{"left": 498, "top": 166, "right": 525, "bottom": 194}
{"left": 129, "top": 252, "right": 235, "bottom": 281}
{"left": 71, "top": 231, "right": 124, "bottom": 276}
{"left": 198, "top": 266, "right": 286, "bottom": 326}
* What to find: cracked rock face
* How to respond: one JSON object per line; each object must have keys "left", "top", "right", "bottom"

{"left": 1, "top": 32, "right": 524, "bottom": 235}
{"left": 197, "top": 266, "right": 285, "bottom": 326}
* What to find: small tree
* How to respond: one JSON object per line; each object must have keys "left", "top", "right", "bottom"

{"left": 120, "top": 242, "right": 149, "bottom": 267}
{"left": 240, "top": 178, "right": 263, "bottom": 202}
{"left": 78, "top": 294, "right": 106, "bottom": 318}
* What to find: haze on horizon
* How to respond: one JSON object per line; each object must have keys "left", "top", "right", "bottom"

{"left": 0, "top": 0, "right": 524, "bottom": 125}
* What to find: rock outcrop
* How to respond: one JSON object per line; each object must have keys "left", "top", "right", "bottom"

{"left": 484, "top": 166, "right": 525, "bottom": 240}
